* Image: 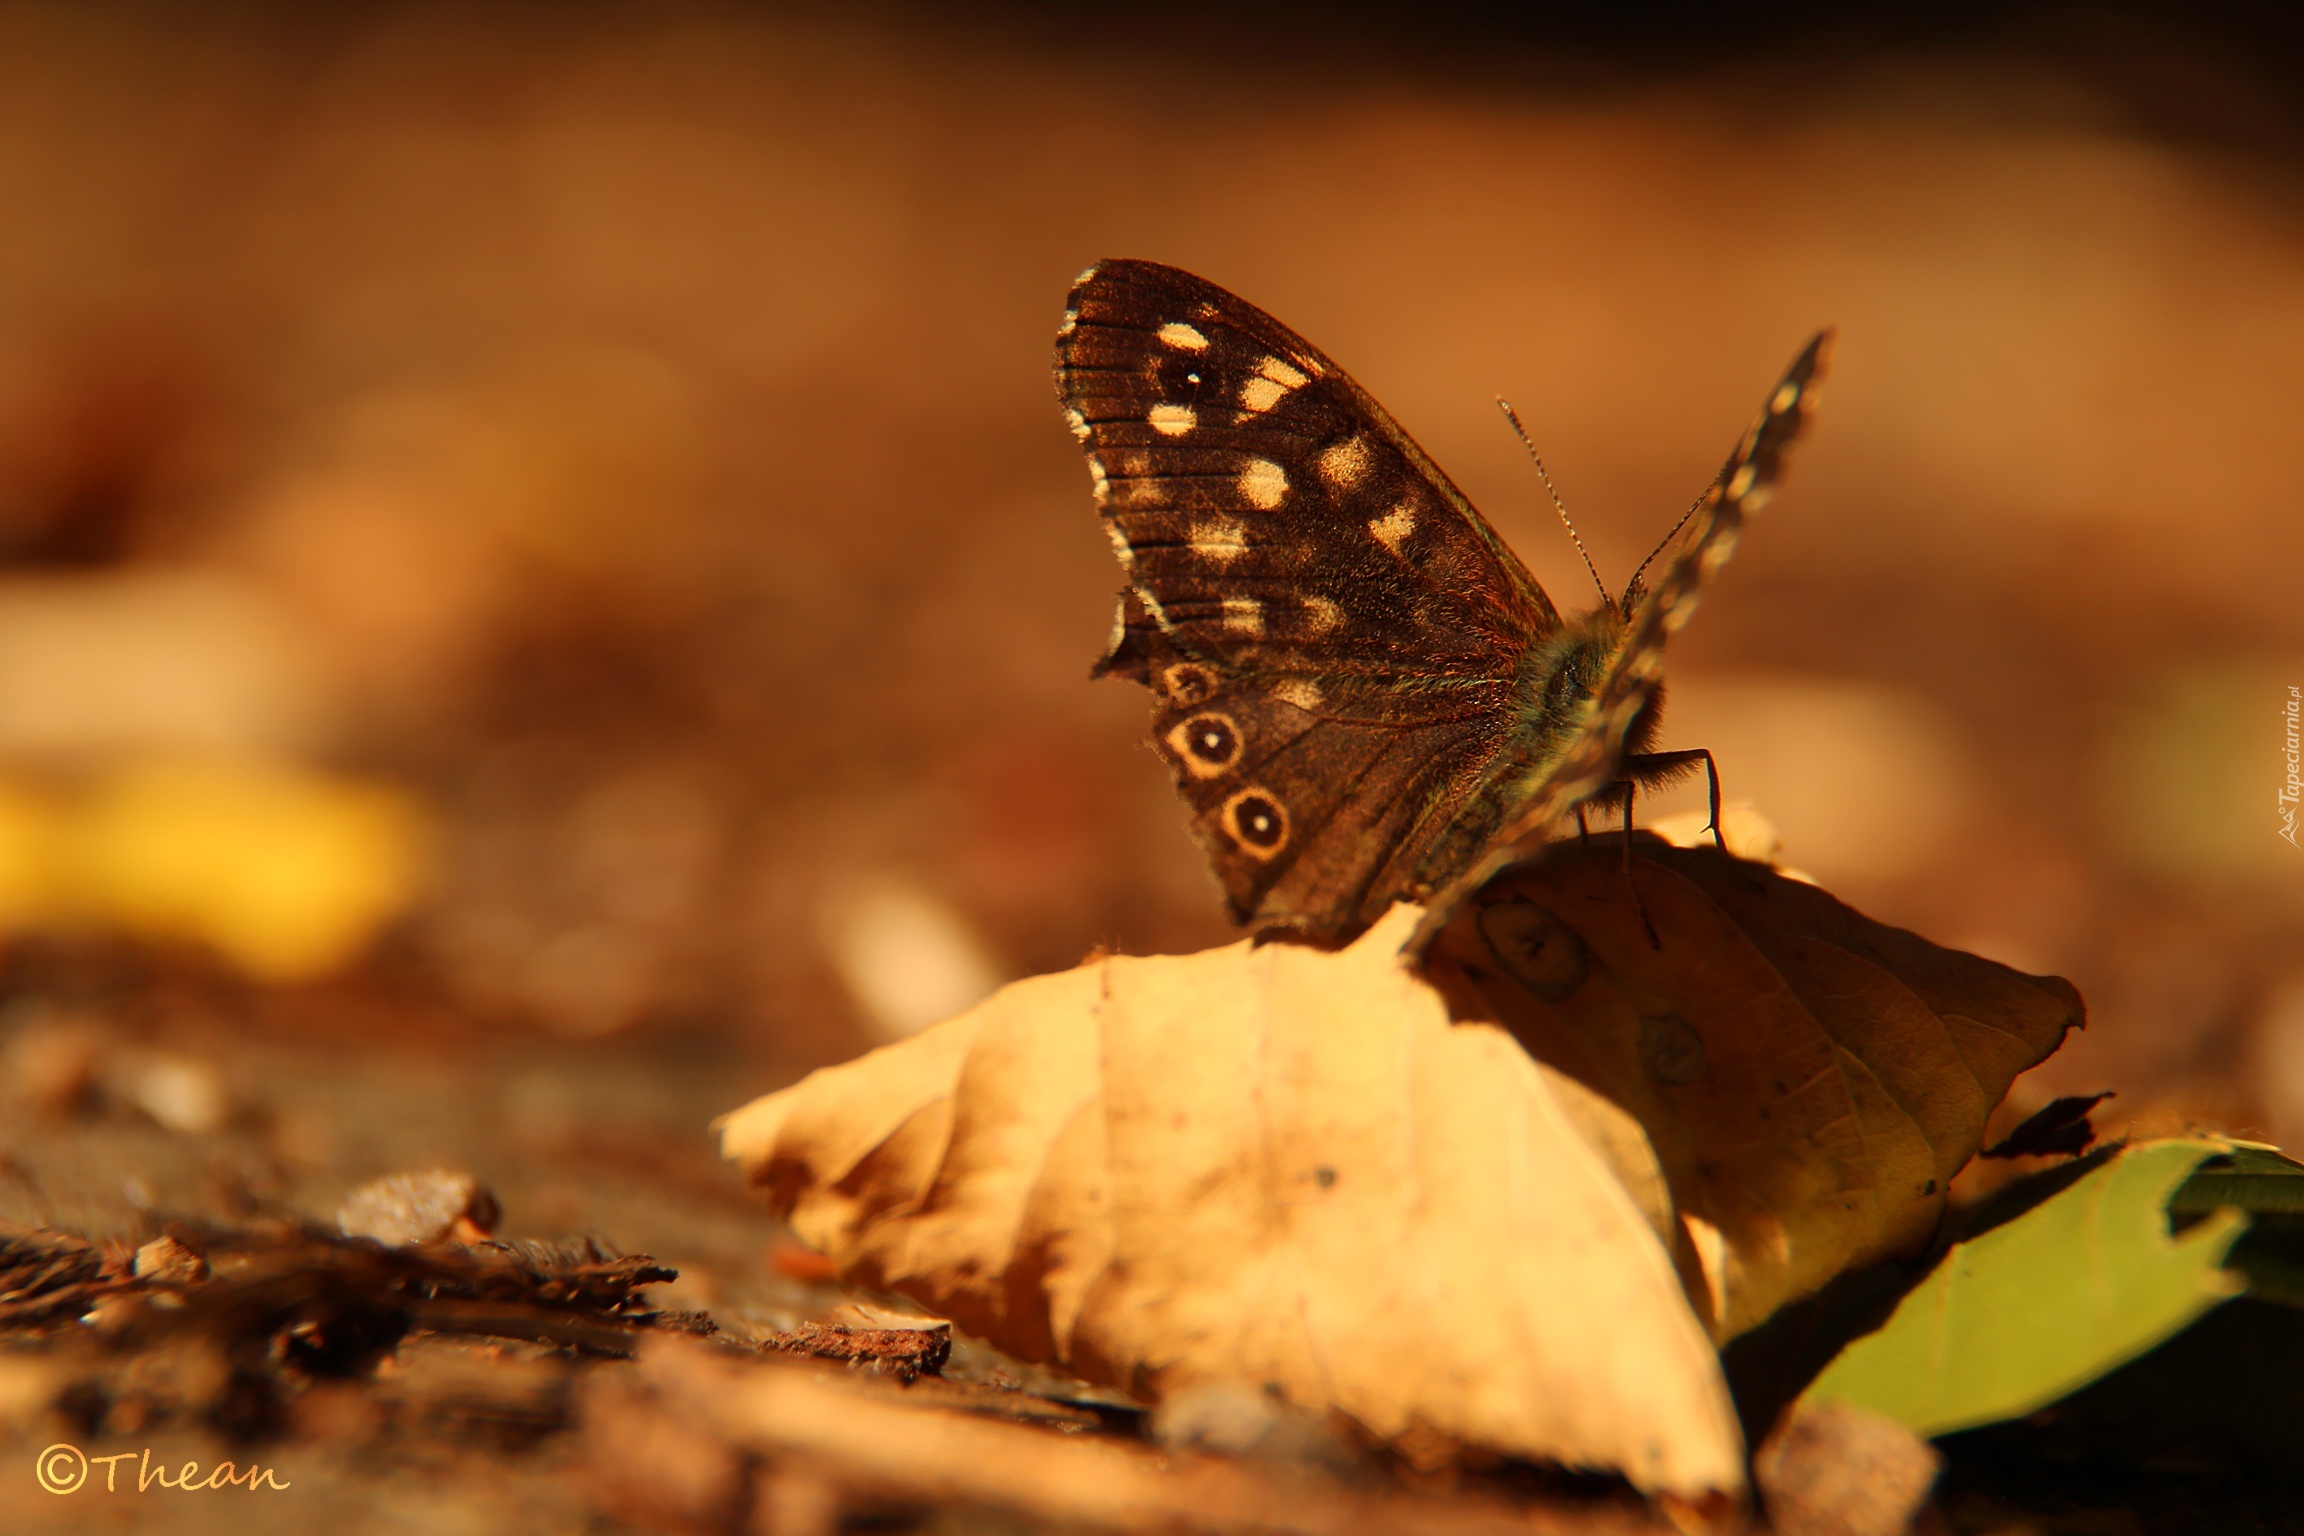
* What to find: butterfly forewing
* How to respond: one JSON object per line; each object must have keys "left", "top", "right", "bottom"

{"left": 1061, "top": 260, "right": 1554, "bottom": 675}
{"left": 1057, "top": 259, "right": 1557, "bottom": 931}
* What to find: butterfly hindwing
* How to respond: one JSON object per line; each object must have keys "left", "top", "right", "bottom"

{"left": 1108, "top": 589, "right": 1530, "bottom": 926}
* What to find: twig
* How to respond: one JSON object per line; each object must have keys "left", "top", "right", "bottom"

{"left": 627, "top": 1336, "right": 1667, "bottom": 1536}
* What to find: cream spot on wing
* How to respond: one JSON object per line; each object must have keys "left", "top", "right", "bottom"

{"left": 1103, "top": 520, "right": 1133, "bottom": 568}
{"left": 1222, "top": 597, "right": 1264, "bottom": 636}
{"left": 1369, "top": 501, "right": 1416, "bottom": 551}
{"left": 1259, "top": 357, "right": 1310, "bottom": 390}
{"left": 1319, "top": 437, "right": 1373, "bottom": 489}
{"left": 1104, "top": 600, "right": 1126, "bottom": 654}
{"left": 1157, "top": 322, "right": 1209, "bottom": 352}
{"left": 1190, "top": 517, "right": 1248, "bottom": 562}
{"left": 1239, "top": 375, "right": 1287, "bottom": 413}
{"left": 1771, "top": 380, "right": 1801, "bottom": 415}
{"left": 1074, "top": 265, "right": 1099, "bottom": 287}
{"left": 1149, "top": 403, "right": 1197, "bottom": 436}
{"left": 1727, "top": 464, "right": 1757, "bottom": 499}
{"left": 1273, "top": 679, "right": 1323, "bottom": 710}
{"left": 1238, "top": 458, "right": 1289, "bottom": 510}
{"left": 1088, "top": 458, "right": 1111, "bottom": 507}
{"left": 1742, "top": 485, "right": 1774, "bottom": 513}
{"left": 1301, "top": 594, "right": 1343, "bottom": 636}
{"left": 1064, "top": 408, "right": 1091, "bottom": 442}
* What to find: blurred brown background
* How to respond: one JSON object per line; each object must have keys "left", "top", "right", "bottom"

{"left": 0, "top": 0, "right": 2300, "bottom": 1146}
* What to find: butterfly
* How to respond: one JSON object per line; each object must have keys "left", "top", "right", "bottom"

{"left": 1056, "top": 258, "right": 1829, "bottom": 945}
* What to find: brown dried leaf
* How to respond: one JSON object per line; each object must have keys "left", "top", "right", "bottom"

{"left": 1424, "top": 839, "right": 2080, "bottom": 1338}
{"left": 3, "top": 1219, "right": 693, "bottom": 1446}
{"left": 765, "top": 1320, "right": 953, "bottom": 1382}
{"left": 719, "top": 905, "right": 1746, "bottom": 1496}
{"left": 0, "top": 1224, "right": 132, "bottom": 1324}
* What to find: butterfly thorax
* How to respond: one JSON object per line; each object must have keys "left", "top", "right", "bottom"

{"left": 1493, "top": 603, "right": 1659, "bottom": 810}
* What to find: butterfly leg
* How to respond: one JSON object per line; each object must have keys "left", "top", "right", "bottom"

{"left": 1621, "top": 748, "right": 1725, "bottom": 851}
{"left": 1619, "top": 781, "right": 1662, "bottom": 949}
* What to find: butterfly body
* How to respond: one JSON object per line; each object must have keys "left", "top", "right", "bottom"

{"left": 1057, "top": 259, "right": 1827, "bottom": 941}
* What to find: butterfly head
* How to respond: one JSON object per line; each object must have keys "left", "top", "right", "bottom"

{"left": 1512, "top": 608, "right": 1627, "bottom": 742}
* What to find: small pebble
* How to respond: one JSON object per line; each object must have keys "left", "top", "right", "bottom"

{"left": 1757, "top": 1399, "right": 1942, "bottom": 1536}
{"left": 1, "top": 1017, "right": 104, "bottom": 1117}
{"left": 132, "top": 1235, "right": 208, "bottom": 1285}
{"left": 1151, "top": 1379, "right": 1277, "bottom": 1455}
{"left": 120, "top": 1054, "right": 231, "bottom": 1135}
{"left": 337, "top": 1169, "right": 502, "bottom": 1246}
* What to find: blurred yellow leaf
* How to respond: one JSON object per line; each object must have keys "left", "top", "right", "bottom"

{"left": 0, "top": 780, "right": 64, "bottom": 925}
{"left": 720, "top": 903, "right": 1748, "bottom": 1497}
{"left": 0, "top": 757, "right": 429, "bottom": 981}
{"left": 73, "top": 758, "right": 429, "bottom": 980}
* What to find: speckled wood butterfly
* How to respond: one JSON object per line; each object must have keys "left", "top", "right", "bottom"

{"left": 1056, "top": 259, "right": 1829, "bottom": 942}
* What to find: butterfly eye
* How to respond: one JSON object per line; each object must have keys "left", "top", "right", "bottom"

{"left": 1222, "top": 789, "right": 1290, "bottom": 859}
{"left": 1165, "top": 712, "right": 1243, "bottom": 779}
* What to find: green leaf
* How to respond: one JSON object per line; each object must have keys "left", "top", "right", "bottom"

{"left": 1799, "top": 1138, "right": 2247, "bottom": 1439}
{"left": 2172, "top": 1142, "right": 2304, "bottom": 1310}
{"left": 2169, "top": 1142, "right": 2304, "bottom": 1218}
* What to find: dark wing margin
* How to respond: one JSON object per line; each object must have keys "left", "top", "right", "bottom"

{"left": 1406, "top": 328, "right": 1837, "bottom": 955}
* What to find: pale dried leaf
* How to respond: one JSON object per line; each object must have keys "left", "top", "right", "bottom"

{"left": 719, "top": 904, "right": 1745, "bottom": 1496}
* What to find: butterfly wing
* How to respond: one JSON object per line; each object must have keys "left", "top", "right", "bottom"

{"left": 1057, "top": 258, "right": 1558, "bottom": 934}
{"left": 1409, "top": 328, "right": 1836, "bottom": 951}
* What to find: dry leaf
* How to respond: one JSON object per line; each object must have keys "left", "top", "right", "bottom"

{"left": 718, "top": 843, "right": 2078, "bottom": 1495}
{"left": 719, "top": 904, "right": 1746, "bottom": 1496}
{"left": 1424, "top": 839, "right": 2080, "bottom": 1338}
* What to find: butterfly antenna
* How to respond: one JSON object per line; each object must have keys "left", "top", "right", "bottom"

{"left": 1497, "top": 397, "right": 1612, "bottom": 613}
{"left": 1624, "top": 483, "right": 1711, "bottom": 604}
